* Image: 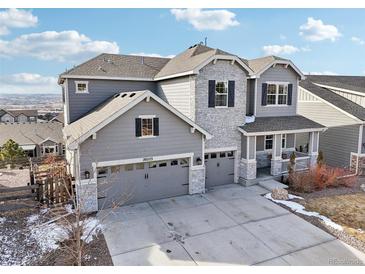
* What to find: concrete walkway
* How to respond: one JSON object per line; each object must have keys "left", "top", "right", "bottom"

{"left": 98, "top": 184, "right": 365, "bottom": 266}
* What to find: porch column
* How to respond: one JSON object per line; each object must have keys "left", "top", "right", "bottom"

{"left": 239, "top": 135, "right": 257, "bottom": 183}
{"left": 308, "top": 131, "right": 319, "bottom": 166}
{"left": 271, "top": 134, "right": 282, "bottom": 176}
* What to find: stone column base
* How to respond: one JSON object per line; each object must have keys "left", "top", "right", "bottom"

{"left": 271, "top": 159, "right": 282, "bottom": 176}
{"left": 239, "top": 159, "right": 257, "bottom": 180}
{"left": 76, "top": 179, "right": 98, "bottom": 213}
{"left": 189, "top": 165, "right": 206, "bottom": 194}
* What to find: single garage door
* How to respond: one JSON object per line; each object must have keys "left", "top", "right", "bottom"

{"left": 205, "top": 151, "right": 235, "bottom": 188}
{"left": 97, "top": 158, "right": 189, "bottom": 209}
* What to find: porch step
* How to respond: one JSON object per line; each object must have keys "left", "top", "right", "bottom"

{"left": 258, "top": 179, "right": 288, "bottom": 191}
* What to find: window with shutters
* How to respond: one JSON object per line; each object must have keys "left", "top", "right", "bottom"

{"left": 266, "top": 82, "right": 289, "bottom": 105}
{"left": 136, "top": 115, "right": 158, "bottom": 138}
{"left": 215, "top": 81, "right": 228, "bottom": 107}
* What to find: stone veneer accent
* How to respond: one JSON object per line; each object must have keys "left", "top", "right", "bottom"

{"left": 270, "top": 160, "right": 282, "bottom": 176}
{"left": 76, "top": 179, "right": 98, "bottom": 213}
{"left": 189, "top": 166, "right": 206, "bottom": 194}
{"left": 239, "top": 159, "right": 257, "bottom": 181}
{"left": 195, "top": 60, "right": 248, "bottom": 183}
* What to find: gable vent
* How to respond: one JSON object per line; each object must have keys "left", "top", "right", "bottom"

{"left": 121, "top": 93, "right": 127, "bottom": 98}
{"left": 129, "top": 93, "right": 136, "bottom": 97}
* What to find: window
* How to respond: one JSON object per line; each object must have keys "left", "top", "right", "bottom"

{"left": 180, "top": 159, "right": 189, "bottom": 167}
{"left": 282, "top": 134, "right": 287, "bottom": 149}
{"left": 75, "top": 81, "right": 89, "bottom": 94}
{"left": 266, "top": 83, "right": 289, "bottom": 105}
{"left": 135, "top": 163, "right": 144, "bottom": 170}
{"left": 220, "top": 152, "right": 226, "bottom": 158}
{"left": 267, "top": 84, "right": 277, "bottom": 105}
{"left": 62, "top": 145, "right": 66, "bottom": 155}
{"left": 43, "top": 145, "right": 56, "bottom": 155}
{"left": 171, "top": 160, "right": 178, "bottom": 166}
{"left": 210, "top": 153, "right": 217, "bottom": 159}
{"left": 111, "top": 165, "right": 122, "bottom": 173}
{"left": 159, "top": 162, "right": 167, "bottom": 167}
{"left": 124, "top": 164, "right": 134, "bottom": 171}
{"left": 215, "top": 81, "right": 228, "bottom": 107}
{"left": 265, "top": 135, "right": 274, "bottom": 150}
{"left": 149, "top": 162, "right": 157, "bottom": 168}
{"left": 204, "top": 154, "right": 209, "bottom": 160}
{"left": 142, "top": 118, "right": 153, "bottom": 137}
{"left": 227, "top": 151, "right": 234, "bottom": 157}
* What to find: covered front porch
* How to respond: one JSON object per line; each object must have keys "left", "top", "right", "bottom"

{"left": 238, "top": 116, "right": 326, "bottom": 183}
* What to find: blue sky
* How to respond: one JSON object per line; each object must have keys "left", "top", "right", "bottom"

{"left": 0, "top": 8, "right": 364, "bottom": 94}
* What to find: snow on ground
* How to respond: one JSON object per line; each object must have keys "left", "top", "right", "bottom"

{"left": 0, "top": 205, "right": 102, "bottom": 265}
{"left": 265, "top": 193, "right": 343, "bottom": 231}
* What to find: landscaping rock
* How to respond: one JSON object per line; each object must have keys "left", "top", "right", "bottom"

{"left": 271, "top": 188, "right": 289, "bottom": 200}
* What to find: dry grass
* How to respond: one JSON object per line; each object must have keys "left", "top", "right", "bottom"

{"left": 302, "top": 193, "right": 365, "bottom": 242}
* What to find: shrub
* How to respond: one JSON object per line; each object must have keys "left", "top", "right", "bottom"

{"left": 289, "top": 164, "right": 357, "bottom": 193}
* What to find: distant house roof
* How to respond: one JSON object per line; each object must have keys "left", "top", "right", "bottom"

{"left": 51, "top": 112, "right": 64, "bottom": 124}
{"left": 239, "top": 115, "right": 325, "bottom": 135}
{"left": 0, "top": 122, "right": 63, "bottom": 146}
{"left": 299, "top": 79, "right": 365, "bottom": 121}
{"left": 0, "top": 109, "right": 38, "bottom": 118}
{"left": 306, "top": 75, "right": 365, "bottom": 94}
{"left": 64, "top": 89, "right": 212, "bottom": 149}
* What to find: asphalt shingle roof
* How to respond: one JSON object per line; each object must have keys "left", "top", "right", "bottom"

{"left": 306, "top": 75, "right": 365, "bottom": 94}
{"left": 300, "top": 79, "right": 365, "bottom": 121}
{"left": 61, "top": 53, "right": 171, "bottom": 80}
{"left": 0, "top": 122, "right": 63, "bottom": 146}
{"left": 240, "top": 115, "right": 325, "bottom": 133}
{"left": 0, "top": 109, "right": 38, "bottom": 118}
{"left": 247, "top": 56, "right": 289, "bottom": 74}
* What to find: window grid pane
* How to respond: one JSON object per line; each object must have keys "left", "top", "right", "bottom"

{"left": 278, "top": 85, "right": 288, "bottom": 105}
{"left": 215, "top": 81, "right": 228, "bottom": 107}
{"left": 267, "top": 84, "right": 277, "bottom": 105}
{"left": 142, "top": 118, "right": 153, "bottom": 136}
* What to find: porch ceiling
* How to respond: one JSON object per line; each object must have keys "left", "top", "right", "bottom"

{"left": 239, "top": 115, "right": 325, "bottom": 136}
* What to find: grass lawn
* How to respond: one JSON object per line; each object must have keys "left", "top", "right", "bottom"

{"left": 302, "top": 193, "right": 365, "bottom": 242}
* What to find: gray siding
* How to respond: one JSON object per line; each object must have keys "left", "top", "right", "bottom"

{"left": 256, "top": 66, "right": 299, "bottom": 117}
{"left": 319, "top": 124, "right": 360, "bottom": 167}
{"left": 157, "top": 76, "right": 194, "bottom": 119}
{"left": 241, "top": 135, "right": 247, "bottom": 159}
{"left": 195, "top": 60, "right": 247, "bottom": 150}
{"left": 286, "top": 133, "right": 295, "bottom": 148}
{"left": 67, "top": 79, "right": 156, "bottom": 123}
{"left": 79, "top": 99, "right": 203, "bottom": 178}
{"left": 362, "top": 126, "right": 365, "bottom": 154}
{"left": 298, "top": 88, "right": 358, "bottom": 127}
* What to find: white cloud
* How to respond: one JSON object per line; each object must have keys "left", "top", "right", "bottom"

{"left": 300, "top": 46, "right": 311, "bottom": 52}
{"left": 0, "top": 73, "right": 58, "bottom": 94}
{"left": 130, "top": 52, "right": 175, "bottom": 58}
{"left": 0, "top": 30, "right": 119, "bottom": 62}
{"left": 279, "top": 34, "right": 287, "bottom": 40}
{"left": 351, "top": 36, "right": 365, "bottom": 46}
{"left": 299, "top": 17, "right": 341, "bottom": 42}
{"left": 262, "top": 45, "right": 300, "bottom": 55}
{"left": 0, "top": 9, "right": 38, "bottom": 35}
{"left": 170, "top": 8, "right": 239, "bottom": 31}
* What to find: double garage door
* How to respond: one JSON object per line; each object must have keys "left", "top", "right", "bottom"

{"left": 97, "top": 158, "right": 189, "bottom": 209}
{"left": 205, "top": 150, "right": 235, "bottom": 188}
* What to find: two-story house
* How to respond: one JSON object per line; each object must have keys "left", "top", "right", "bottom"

{"left": 59, "top": 44, "right": 325, "bottom": 212}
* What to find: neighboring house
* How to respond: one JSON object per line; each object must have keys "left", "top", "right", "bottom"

{"left": 59, "top": 44, "right": 325, "bottom": 212}
{"left": 298, "top": 75, "right": 365, "bottom": 174}
{"left": 0, "top": 109, "right": 38, "bottom": 123}
{"left": 0, "top": 122, "right": 64, "bottom": 159}
{"left": 51, "top": 112, "right": 64, "bottom": 124}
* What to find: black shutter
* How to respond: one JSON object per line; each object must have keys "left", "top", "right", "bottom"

{"left": 135, "top": 118, "right": 141, "bottom": 137}
{"left": 287, "top": 84, "right": 293, "bottom": 105}
{"left": 208, "top": 80, "right": 216, "bottom": 108}
{"left": 153, "top": 117, "right": 159, "bottom": 136}
{"left": 228, "top": 80, "right": 235, "bottom": 107}
{"left": 261, "top": 83, "right": 268, "bottom": 106}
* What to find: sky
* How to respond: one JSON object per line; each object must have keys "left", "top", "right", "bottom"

{"left": 0, "top": 8, "right": 364, "bottom": 94}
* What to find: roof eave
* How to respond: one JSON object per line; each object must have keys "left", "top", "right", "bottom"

{"left": 251, "top": 60, "right": 305, "bottom": 80}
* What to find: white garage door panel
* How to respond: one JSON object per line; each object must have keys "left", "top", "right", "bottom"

{"left": 97, "top": 158, "right": 189, "bottom": 209}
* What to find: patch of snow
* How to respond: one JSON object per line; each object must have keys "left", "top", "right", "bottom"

{"left": 64, "top": 204, "right": 74, "bottom": 214}
{"left": 81, "top": 218, "right": 103, "bottom": 243}
{"left": 245, "top": 115, "right": 255, "bottom": 124}
{"left": 40, "top": 208, "right": 50, "bottom": 215}
{"left": 26, "top": 214, "right": 40, "bottom": 225}
{"left": 0, "top": 217, "right": 6, "bottom": 224}
{"left": 265, "top": 193, "right": 343, "bottom": 231}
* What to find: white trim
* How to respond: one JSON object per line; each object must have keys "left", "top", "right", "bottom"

{"left": 238, "top": 126, "right": 326, "bottom": 137}
{"left": 265, "top": 82, "right": 289, "bottom": 106}
{"left": 64, "top": 79, "right": 70, "bottom": 125}
{"left": 299, "top": 87, "right": 363, "bottom": 123}
{"left": 67, "top": 90, "right": 212, "bottom": 149}
{"left": 282, "top": 133, "right": 287, "bottom": 149}
{"left": 138, "top": 114, "right": 156, "bottom": 119}
{"left": 205, "top": 146, "right": 237, "bottom": 153}
{"left": 214, "top": 80, "right": 229, "bottom": 108}
{"left": 264, "top": 134, "right": 274, "bottom": 151}
{"left": 61, "top": 74, "right": 154, "bottom": 82}
{"left": 95, "top": 152, "right": 194, "bottom": 168}
{"left": 314, "top": 83, "right": 365, "bottom": 97}
{"left": 358, "top": 125, "right": 363, "bottom": 154}
{"left": 75, "top": 80, "right": 89, "bottom": 94}
{"left": 251, "top": 60, "right": 305, "bottom": 80}
{"left": 154, "top": 71, "right": 195, "bottom": 81}
{"left": 40, "top": 137, "right": 58, "bottom": 144}
{"left": 254, "top": 79, "right": 258, "bottom": 115}
{"left": 241, "top": 158, "right": 257, "bottom": 164}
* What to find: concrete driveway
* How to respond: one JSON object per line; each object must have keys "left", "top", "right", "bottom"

{"left": 97, "top": 184, "right": 365, "bottom": 266}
